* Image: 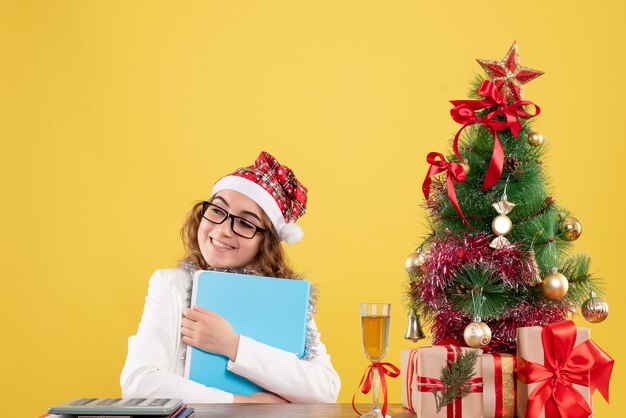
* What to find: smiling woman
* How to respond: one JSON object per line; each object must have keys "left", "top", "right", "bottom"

{"left": 202, "top": 198, "right": 268, "bottom": 239}
{"left": 197, "top": 191, "right": 267, "bottom": 269}
{"left": 119, "top": 151, "right": 341, "bottom": 404}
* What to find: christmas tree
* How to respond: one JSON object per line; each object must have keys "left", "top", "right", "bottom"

{"left": 405, "top": 42, "right": 609, "bottom": 353}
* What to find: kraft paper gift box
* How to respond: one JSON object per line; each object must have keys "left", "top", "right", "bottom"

{"left": 401, "top": 346, "right": 483, "bottom": 418}
{"left": 481, "top": 353, "right": 517, "bottom": 418}
{"left": 517, "top": 326, "right": 593, "bottom": 418}
{"left": 401, "top": 348, "right": 419, "bottom": 411}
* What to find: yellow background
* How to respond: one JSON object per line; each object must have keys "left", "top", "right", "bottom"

{"left": 1, "top": 1, "right": 624, "bottom": 417}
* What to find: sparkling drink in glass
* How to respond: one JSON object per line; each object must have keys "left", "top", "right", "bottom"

{"left": 359, "top": 303, "right": 391, "bottom": 418}
{"left": 361, "top": 313, "right": 390, "bottom": 361}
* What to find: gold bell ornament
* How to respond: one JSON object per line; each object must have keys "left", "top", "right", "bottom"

{"left": 404, "top": 308, "right": 426, "bottom": 342}
{"left": 490, "top": 189, "right": 516, "bottom": 249}
{"left": 542, "top": 268, "right": 569, "bottom": 300}
{"left": 581, "top": 291, "right": 609, "bottom": 323}
{"left": 463, "top": 317, "right": 492, "bottom": 349}
{"left": 560, "top": 216, "right": 582, "bottom": 241}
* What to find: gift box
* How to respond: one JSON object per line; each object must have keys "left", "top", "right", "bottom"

{"left": 401, "top": 346, "right": 483, "bottom": 417}
{"left": 516, "top": 320, "right": 614, "bottom": 418}
{"left": 400, "top": 348, "right": 419, "bottom": 411}
{"left": 482, "top": 353, "right": 516, "bottom": 418}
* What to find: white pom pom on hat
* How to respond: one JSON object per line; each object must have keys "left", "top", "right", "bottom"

{"left": 280, "top": 222, "right": 304, "bottom": 245}
{"left": 212, "top": 151, "right": 308, "bottom": 244}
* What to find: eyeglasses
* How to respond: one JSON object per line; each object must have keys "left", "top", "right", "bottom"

{"left": 200, "top": 201, "right": 267, "bottom": 239}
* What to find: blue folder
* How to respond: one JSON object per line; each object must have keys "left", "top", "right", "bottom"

{"left": 184, "top": 270, "right": 311, "bottom": 395}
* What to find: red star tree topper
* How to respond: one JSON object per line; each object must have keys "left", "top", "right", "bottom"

{"left": 477, "top": 41, "right": 544, "bottom": 102}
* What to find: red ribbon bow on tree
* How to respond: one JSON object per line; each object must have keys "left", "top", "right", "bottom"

{"left": 352, "top": 362, "right": 400, "bottom": 418}
{"left": 422, "top": 152, "right": 470, "bottom": 227}
{"left": 516, "top": 320, "right": 614, "bottom": 418}
{"left": 450, "top": 80, "right": 540, "bottom": 190}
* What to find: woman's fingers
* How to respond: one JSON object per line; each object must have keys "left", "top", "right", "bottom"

{"left": 181, "top": 317, "right": 196, "bottom": 329}
{"left": 183, "top": 307, "right": 201, "bottom": 320}
{"left": 180, "top": 306, "right": 237, "bottom": 359}
{"left": 183, "top": 306, "right": 219, "bottom": 320}
{"left": 191, "top": 305, "right": 214, "bottom": 315}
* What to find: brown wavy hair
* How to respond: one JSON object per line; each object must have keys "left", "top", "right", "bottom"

{"left": 180, "top": 199, "right": 298, "bottom": 279}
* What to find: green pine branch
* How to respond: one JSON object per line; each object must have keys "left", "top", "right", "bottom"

{"left": 560, "top": 253, "right": 603, "bottom": 305}
{"left": 432, "top": 350, "right": 480, "bottom": 413}
{"left": 449, "top": 263, "right": 509, "bottom": 318}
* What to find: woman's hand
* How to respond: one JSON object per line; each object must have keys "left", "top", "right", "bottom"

{"left": 181, "top": 306, "right": 240, "bottom": 361}
{"left": 234, "top": 392, "right": 288, "bottom": 403}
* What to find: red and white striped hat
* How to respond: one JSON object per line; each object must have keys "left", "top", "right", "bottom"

{"left": 212, "top": 151, "right": 308, "bottom": 244}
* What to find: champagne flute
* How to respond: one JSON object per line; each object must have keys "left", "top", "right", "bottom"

{"left": 360, "top": 303, "right": 391, "bottom": 418}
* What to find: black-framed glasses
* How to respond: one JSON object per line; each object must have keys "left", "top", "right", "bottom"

{"left": 200, "top": 201, "right": 267, "bottom": 239}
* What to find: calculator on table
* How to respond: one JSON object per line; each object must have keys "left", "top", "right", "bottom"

{"left": 48, "top": 397, "right": 183, "bottom": 416}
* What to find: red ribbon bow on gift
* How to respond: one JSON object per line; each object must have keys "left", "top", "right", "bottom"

{"left": 422, "top": 152, "right": 470, "bottom": 227}
{"left": 516, "top": 320, "right": 614, "bottom": 418}
{"left": 352, "top": 362, "right": 400, "bottom": 418}
{"left": 450, "top": 80, "right": 540, "bottom": 190}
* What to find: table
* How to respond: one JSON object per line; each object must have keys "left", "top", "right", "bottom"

{"left": 188, "top": 403, "right": 414, "bottom": 417}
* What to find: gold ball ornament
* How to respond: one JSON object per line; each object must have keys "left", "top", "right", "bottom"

{"left": 405, "top": 251, "right": 426, "bottom": 274}
{"left": 492, "top": 215, "right": 513, "bottom": 236}
{"left": 581, "top": 291, "right": 609, "bottom": 323}
{"left": 542, "top": 270, "right": 569, "bottom": 300}
{"left": 561, "top": 216, "right": 582, "bottom": 241}
{"left": 463, "top": 320, "right": 492, "bottom": 349}
{"left": 527, "top": 131, "right": 544, "bottom": 146}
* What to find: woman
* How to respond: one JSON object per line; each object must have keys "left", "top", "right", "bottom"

{"left": 120, "top": 151, "right": 340, "bottom": 403}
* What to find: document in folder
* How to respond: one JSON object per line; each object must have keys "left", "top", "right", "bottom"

{"left": 184, "top": 270, "right": 311, "bottom": 395}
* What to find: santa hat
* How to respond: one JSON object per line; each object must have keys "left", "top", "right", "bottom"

{"left": 212, "top": 151, "right": 308, "bottom": 244}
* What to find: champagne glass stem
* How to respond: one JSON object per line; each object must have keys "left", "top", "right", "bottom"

{"left": 372, "top": 365, "right": 380, "bottom": 411}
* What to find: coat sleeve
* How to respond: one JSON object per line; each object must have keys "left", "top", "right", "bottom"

{"left": 120, "top": 270, "right": 234, "bottom": 403}
{"left": 226, "top": 318, "right": 341, "bottom": 403}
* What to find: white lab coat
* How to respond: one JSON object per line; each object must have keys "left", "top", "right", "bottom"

{"left": 120, "top": 269, "right": 340, "bottom": 403}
